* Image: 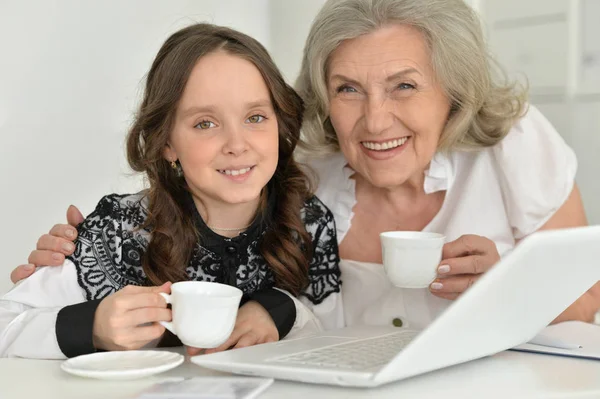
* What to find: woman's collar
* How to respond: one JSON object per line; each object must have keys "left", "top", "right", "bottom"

{"left": 423, "top": 151, "right": 452, "bottom": 194}
{"left": 340, "top": 151, "right": 452, "bottom": 194}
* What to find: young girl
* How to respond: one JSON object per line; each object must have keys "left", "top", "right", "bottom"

{"left": 0, "top": 23, "right": 342, "bottom": 359}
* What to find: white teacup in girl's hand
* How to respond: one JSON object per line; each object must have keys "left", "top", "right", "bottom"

{"left": 380, "top": 232, "right": 446, "bottom": 288}
{"left": 159, "top": 281, "right": 242, "bottom": 348}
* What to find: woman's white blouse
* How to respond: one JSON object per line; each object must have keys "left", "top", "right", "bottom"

{"left": 310, "top": 105, "right": 577, "bottom": 330}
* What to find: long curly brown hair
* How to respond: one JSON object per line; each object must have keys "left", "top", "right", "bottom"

{"left": 126, "top": 23, "right": 312, "bottom": 296}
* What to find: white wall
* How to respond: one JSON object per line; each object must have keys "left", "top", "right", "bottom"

{"left": 0, "top": 0, "right": 269, "bottom": 295}
{"left": 478, "top": 0, "right": 600, "bottom": 225}
{"left": 268, "top": 0, "right": 327, "bottom": 83}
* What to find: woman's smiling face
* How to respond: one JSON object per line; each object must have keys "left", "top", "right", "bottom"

{"left": 327, "top": 24, "right": 451, "bottom": 189}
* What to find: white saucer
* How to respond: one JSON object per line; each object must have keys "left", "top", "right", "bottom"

{"left": 61, "top": 350, "right": 184, "bottom": 380}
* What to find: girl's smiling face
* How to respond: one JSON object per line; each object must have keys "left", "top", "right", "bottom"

{"left": 165, "top": 51, "right": 279, "bottom": 208}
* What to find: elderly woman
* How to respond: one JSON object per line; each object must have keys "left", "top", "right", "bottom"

{"left": 11, "top": 0, "right": 600, "bottom": 329}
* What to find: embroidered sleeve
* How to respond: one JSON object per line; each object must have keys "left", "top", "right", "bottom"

{"left": 68, "top": 193, "right": 149, "bottom": 301}
{"left": 300, "top": 196, "right": 342, "bottom": 305}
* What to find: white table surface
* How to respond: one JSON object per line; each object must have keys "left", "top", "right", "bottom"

{"left": 2, "top": 349, "right": 600, "bottom": 399}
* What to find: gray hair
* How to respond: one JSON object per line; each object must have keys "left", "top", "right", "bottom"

{"left": 295, "top": 0, "right": 528, "bottom": 156}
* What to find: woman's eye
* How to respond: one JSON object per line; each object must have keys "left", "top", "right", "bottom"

{"left": 246, "top": 115, "right": 265, "bottom": 124}
{"left": 195, "top": 120, "right": 215, "bottom": 129}
{"left": 397, "top": 83, "right": 416, "bottom": 90}
{"left": 337, "top": 85, "right": 358, "bottom": 93}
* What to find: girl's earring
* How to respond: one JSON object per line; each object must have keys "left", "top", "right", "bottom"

{"left": 170, "top": 160, "right": 183, "bottom": 177}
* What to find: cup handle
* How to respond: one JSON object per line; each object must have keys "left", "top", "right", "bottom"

{"left": 158, "top": 292, "right": 176, "bottom": 335}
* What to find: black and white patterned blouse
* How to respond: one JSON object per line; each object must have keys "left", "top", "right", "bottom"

{"left": 38, "top": 190, "right": 339, "bottom": 356}
{"left": 72, "top": 191, "right": 341, "bottom": 306}
{"left": 0, "top": 190, "right": 343, "bottom": 360}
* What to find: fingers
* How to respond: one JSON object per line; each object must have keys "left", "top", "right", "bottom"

{"left": 27, "top": 222, "right": 78, "bottom": 268}
{"left": 429, "top": 275, "right": 480, "bottom": 296}
{"left": 66, "top": 205, "right": 85, "bottom": 226}
{"left": 115, "top": 291, "right": 168, "bottom": 310}
{"left": 206, "top": 327, "right": 248, "bottom": 354}
{"left": 28, "top": 250, "right": 64, "bottom": 266}
{"left": 121, "top": 282, "right": 172, "bottom": 298}
{"left": 37, "top": 234, "right": 75, "bottom": 255}
{"left": 49, "top": 224, "right": 78, "bottom": 241}
{"left": 233, "top": 332, "right": 260, "bottom": 349}
{"left": 437, "top": 255, "right": 489, "bottom": 276}
{"left": 10, "top": 264, "right": 35, "bottom": 283}
{"left": 20, "top": 207, "right": 81, "bottom": 275}
{"left": 128, "top": 307, "right": 172, "bottom": 326}
{"left": 211, "top": 334, "right": 242, "bottom": 354}
{"left": 108, "top": 324, "right": 166, "bottom": 350}
{"left": 132, "top": 323, "right": 166, "bottom": 343}
{"left": 442, "top": 234, "right": 494, "bottom": 259}
{"left": 430, "top": 291, "right": 460, "bottom": 301}
{"left": 187, "top": 347, "right": 204, "bottom": 356}
{"left": 152, "top": 282, "right": 172, "bottom": 294}
{"left": 120, "top": 282, "right": 171, "bottom": 296}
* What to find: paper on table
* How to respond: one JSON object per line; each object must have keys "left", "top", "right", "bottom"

{"left": 511, "top": 321, "right": 600, "bottom": 360}
{"left": 135, "top": 376, "right": 274, "bottom": 399}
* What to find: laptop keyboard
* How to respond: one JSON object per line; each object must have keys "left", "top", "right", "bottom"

{"left": 268, "top": 330, "right": 418, "bottom": 371}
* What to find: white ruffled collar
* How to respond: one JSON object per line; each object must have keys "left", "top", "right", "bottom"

{"left": 423, "top": 152, "right": 452, "bottom": 194}
{"left": 340, "top": 151, "right": 452, "bottom": 195}
{"left": 311, "top": 151, "right": 453, "bottom": 244}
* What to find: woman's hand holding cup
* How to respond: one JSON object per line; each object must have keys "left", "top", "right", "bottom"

{"left": 380, "top": 232, "right": 500, "bottom": 300}
{"left": 429, "top": 234, "right": 501, "bottom": 300}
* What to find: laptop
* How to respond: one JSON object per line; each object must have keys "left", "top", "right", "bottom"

{"left": 191, "top": 226, "right": 600, "bottom": 387}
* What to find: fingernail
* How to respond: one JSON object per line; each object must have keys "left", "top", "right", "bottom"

{"left": 62, "top": 243, "right": 74, "bottom": 252}
{"left": 431, "top": 282, "right": 443, "bottom": 290}
{"left": 52, "top": 253, "right": 63, "bottom": 261}
{"left": 438, "top": 265, "right": 450, "bottom": 274}
{"left": 66, "top": 229, "right": 76, "bottom": 238}
{"left": 24, "top": 265, "right": 34, "bottom": 271}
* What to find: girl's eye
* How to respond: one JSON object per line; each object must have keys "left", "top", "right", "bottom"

{"left": 195, "top": 120, "right": 215, "bottom": 129}
{"left": 337, "top": 85, "right": 358, "bottom": 93}
{"left": 246, "top": 114, "right": 265, "bottom": 123}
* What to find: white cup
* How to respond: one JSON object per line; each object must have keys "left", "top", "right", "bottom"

{"left": 380, "top": 231, "right": 446, "bottom": 288}
{"left": 159, "top": 281, "right": 243, "bottom": 348}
